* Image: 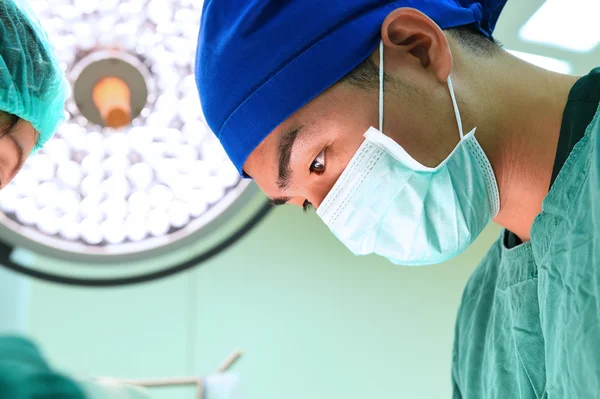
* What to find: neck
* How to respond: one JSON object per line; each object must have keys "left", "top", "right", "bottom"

{"left": 456, "top": 50, "right": 580, "bottom": 241}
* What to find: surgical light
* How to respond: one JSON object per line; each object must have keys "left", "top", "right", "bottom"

{"left": 520, "top": 0, "right": 600, "bottom": 53}
{"left": 0, "top": 0, "right": 265, "bottom": 265}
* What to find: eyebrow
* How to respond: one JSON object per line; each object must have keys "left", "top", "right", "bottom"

{"left": 276, "top": 126, "right": 302, "bottom": 191}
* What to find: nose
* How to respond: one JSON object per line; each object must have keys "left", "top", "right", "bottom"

{"left": 303, "top": 172, "right": 340, "bottom": 210}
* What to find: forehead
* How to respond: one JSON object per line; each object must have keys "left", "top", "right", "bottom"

{"left": 243, "top": 82, "right": 377, "bottom": 193}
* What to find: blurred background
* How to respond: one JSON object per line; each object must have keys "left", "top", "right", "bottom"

{"left": 0, "top": 0, "right": 598, "bottom": 398}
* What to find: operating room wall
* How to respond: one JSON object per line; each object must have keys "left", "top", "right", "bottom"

{"left": 23, "top": 204, "right": 502, "bottom": 399}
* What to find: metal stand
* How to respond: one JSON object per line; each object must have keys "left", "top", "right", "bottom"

{"left": 98, "top": 348, "right": 243, "bottom": 399}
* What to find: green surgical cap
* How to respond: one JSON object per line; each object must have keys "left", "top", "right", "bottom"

{"left": 0, "top": 0, "right": 69, "bottom": 151}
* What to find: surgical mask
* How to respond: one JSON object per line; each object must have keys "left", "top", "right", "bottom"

{"left": 317, "top": 41, "right": 500, "bottom": 266}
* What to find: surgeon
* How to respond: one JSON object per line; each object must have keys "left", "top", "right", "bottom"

{"left": 196, "top": 0, "right": 600, "bottom": 397}
{"left": 0, "top": 0, "right": 68, "bottom": 189}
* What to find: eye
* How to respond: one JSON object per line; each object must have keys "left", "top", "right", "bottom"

{"left": 310, "top": 149, "right": 325, "bottom": 174}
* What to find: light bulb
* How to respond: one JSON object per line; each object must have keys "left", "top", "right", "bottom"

{"left": 15, "top": 197, "right": 39, "bottom": 226}
{"left": 103, "top": 155, "right": 131, "bottom": 177}
{"left": 178, "top": 93, "right": 203, "bottom": 123}
{"left": 167, "top": 175, "right": 190, "bottom": 201}
{"left": 101, "top": 219, "right": 126, "bottom": 244}
{"left": 125, "top": 214, "right": 147, "bottom": 242}
{"left": 152, "top": 127, "right": 181, "bottom": 143}
{"left": 180, "top": 23, "right": 200, "bottom": 43}
{"left": 42, "top": 138, "right": 71, "bottom": 163}
{"left": 96, "top": 15, "right": 119, "bottom": 46}
{"left": 178, "top": 74, "right": 197, "bottom": 97}
{"left": 104, "top": 133, "right": 130, "bottom": 156}
{"left": 168, "top": 200, "right": 190, "bottom": 228}
{"left": 58, "top": 189, "right": 81, "bottom": 215}
{"left": 98, "top": 0, "right": 119, "bottom": 11}
{"left": 189, "top": 160, "right": 210, "bottom": 188}
{"left": 81, "top": 175, "right": 104, "bottom": 198}
{"left": 127, "top": 163, "right": 154, "bottom": 190}
{"left": 72, "top": 22, "right": 96, "bottom": 50}
{"left": 60, "top": 122, "right": 88, "bottom": 151}
{"left": 174, "top": 144, "right": 197, "bottom": 163}
{"left": 155, "top": 68, "right": 180, "bottom": 93}
{"left": 128, "top": 191, "right": 152, "bottom": 215}
{"left": 216, "top": 161, "right": 240, "bottom": 188}
{"left": 147, "top": 209, "right": 170, "bottom": 237}
{"left": 166, "top": 37, "right": 192, "bottom": 67}
{"left": 163, "top": 140, "right": 180, "bottom": 159}
{"left": 204, "top": 178, "right": 226, "bottom": 205}
{"left": 80, "top": 195, "right": 104, "bottom": 223}
{"left": 127, "top": 126, "right": 154, "bottom": 148}
{"left": 73, "top": 0, "right": 97, "bottom": 14}
{"left": 102, "top": 175, "right": 131, "bottom": 199}
{"left": 154, "top": 93, "right": 179, "bottom": 118}
{"left": 188, "top": 190, "right": 209, "bottom": 217}
{"left": 83, "top": 132, "right": 105, "bottom": 156}
{"left": 30, "top": 0, "right": 49, "bottom": 15}
{"left": 155, "top": 159, "right": 179, "bottom": 185}
{"left": 120, "top": 0, "right": 144, "bottom": 15}
{"left": 145, "top": 112, "right": 173, "bottom": 129}
{"left": 28, "top": 154, "right": 56, "bottom": 181}
{"left": 37, "top": 208, "right": 61, "bottom": 236}
{"left": 0, "top": 186, "right": 19, "bottom": 214}
{"left": 100, "top": 197, "right": 128, "bottom": 221}
{"left": 139, "top": 142, "right": 166, "bottom": 162}
{"left": 35, "top": 182, "right": 61, "bottom": 209}
{"left": 81, "top": 154, "right": 104, "bottom": 176}
{"left": 182, "top": 121, "right": 209, "bottom": 147}
{"left": 148, "top": 184, "right": 174, "bottom": 209}
{"left": 12, "top": 169, "right": 38, "bottom": 196}
{"left": 200, "top": 139, "right": 228, "bottom": 163}
{"left": 81, "top": 217, "right": 103, "bottom": 244}
{"left": 59, "top": 122, "right": 86, "bottom": 138}
{"left": 59, "top": 215, "right": 80, "bottom": 241}
{"left": 147, "top": 0, "right": 173, "bottom": 25}
{"left": 57, "top": 160, "right": 83, "bottom": 188}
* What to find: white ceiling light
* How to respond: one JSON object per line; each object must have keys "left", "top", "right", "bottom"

{"left": 520, "top": 0, "right": 600, "bottom": 53}
{"left": 0, "top": 0, "right": 252, "bottom": 256}
{"left": 507, "top": 50, "right": 572, "bottom": 74}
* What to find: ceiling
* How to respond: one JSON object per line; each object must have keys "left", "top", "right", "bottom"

{"left": 495, "top": 0, "right": 599, "bottom": 76}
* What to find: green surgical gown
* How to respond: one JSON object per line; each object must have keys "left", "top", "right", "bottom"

{"left": 0, "top": 336, "right": 151, "bottom": 399}
{"left": 452, "top": 83, "right": 600, "bottom": 397}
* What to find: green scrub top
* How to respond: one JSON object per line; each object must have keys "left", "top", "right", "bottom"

{"left": 452, "top": 68, "right": 600, "bottom": 398}
{"left": 0, "top": 336, "right": 151, "bottom": 399}
{"left": 0, "top": 336, "right": 86, "bottom": 399}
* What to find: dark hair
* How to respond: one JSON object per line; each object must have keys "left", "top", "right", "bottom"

{"left": 340, "top": 25, "right": 502, "bottom": 90}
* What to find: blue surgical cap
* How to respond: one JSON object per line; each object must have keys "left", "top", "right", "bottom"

{"left": 0, "top": 0, "right": 69, "bottom": 152}
{"left": 195, "top": 0, "right": 507, "bottom": 175}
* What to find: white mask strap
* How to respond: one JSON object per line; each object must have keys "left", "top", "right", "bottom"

{"left": 447, "top": 76, "right": 464, "bottom": 139}
{"left": 379, "top": 40, "right": 384, "bottom": 132}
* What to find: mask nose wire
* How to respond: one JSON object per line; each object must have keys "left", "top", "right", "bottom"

{"left": 447, "top": 76, "right": 465, "bottom": 140}
{"left": 379, "top": 40, "right": 384, "bottom": 132}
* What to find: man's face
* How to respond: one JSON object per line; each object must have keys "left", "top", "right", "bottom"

{"left": 243, "top": 81, "right": 378, "bottom": 210}
{"left": 243, "top": 55, "right": 459, "bottom": 211}
{"left": 0, "top": 112, "right": 38, "bottom": 189}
